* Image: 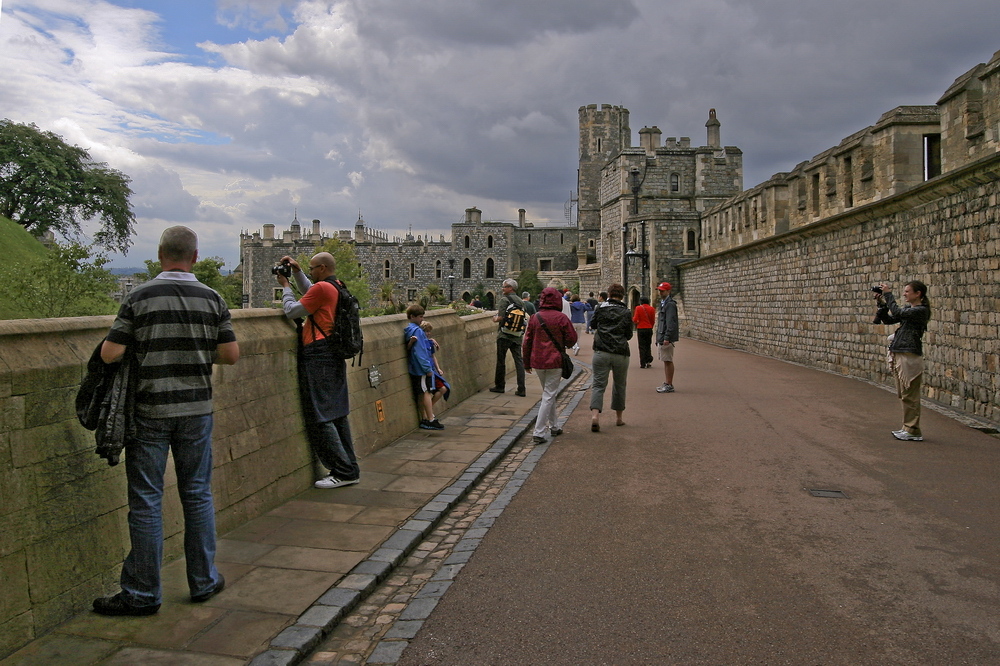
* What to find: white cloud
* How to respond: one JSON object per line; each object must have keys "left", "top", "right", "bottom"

{"left": 2, "top": 0, "right": 998, "bottom": 268}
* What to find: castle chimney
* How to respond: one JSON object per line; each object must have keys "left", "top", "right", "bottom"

{"left": 706, "top": 109, "right": 721, "bottom": 148}
{"left": 465, "top": 207, "right": 482, "bottom": 224}
{"left": 263, "top": 224, "right": 275, "bottom": 240}
{"left": 518, "top": 208, "right": 526, "bottom": 227}
{"left": 312, "top": 219, "right": 321, "bottom": 236}
{"left": 639, "top": 126, "right": 662, "bottom": 152}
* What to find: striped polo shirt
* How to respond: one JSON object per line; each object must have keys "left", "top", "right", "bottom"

{"left": 106, "top": 272, "right": 236, "bottom": 418}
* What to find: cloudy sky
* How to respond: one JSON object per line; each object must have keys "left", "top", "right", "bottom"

{"left": 1, "top": 0, "right": 997, "bottom": 269}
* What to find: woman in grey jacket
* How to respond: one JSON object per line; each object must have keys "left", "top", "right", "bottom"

{"left": 588, "top": 283, "right": 633, "bottom": 431}
{"left": 875, "top": 280, "right": 931, "bottom": 441}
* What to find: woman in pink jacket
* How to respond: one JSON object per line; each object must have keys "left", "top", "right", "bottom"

{"left": 523, "top": 287, "right": 578, "bottom": 444}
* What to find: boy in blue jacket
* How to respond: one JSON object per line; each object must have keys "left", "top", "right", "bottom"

{"left": 404, "top": 304, "right": 444, "bottom": 430}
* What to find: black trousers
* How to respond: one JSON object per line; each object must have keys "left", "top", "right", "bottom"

{"left": 637, "top": 328, "right": 653, "bottom": 367}
{"left": 494, "top": 336, "right": 526, "bottom": 391}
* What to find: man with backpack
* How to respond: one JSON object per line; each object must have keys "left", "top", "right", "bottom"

{"left": 277, "top": 252, "right": 361, "bottom": 489}
{"left": 490, "top": 278, "right": 528, "bottom": 397}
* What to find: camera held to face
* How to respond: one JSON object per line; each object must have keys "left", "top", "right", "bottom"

{"left": 272, "top": 262, "right": 292, "bottom": 278}
{"left": 871, "top": 285, "right": 883, "bottom": 294}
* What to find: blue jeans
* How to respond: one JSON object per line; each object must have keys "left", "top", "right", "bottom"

{"left": 121, "top": 414, "right": 220, "bottom": 606}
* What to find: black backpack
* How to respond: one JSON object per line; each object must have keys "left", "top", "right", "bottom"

{"left": 500, "top": 296, "right": 528, "bottom": 336}
{"left": 308, "top": 277, "right": 364, "bottom": 364}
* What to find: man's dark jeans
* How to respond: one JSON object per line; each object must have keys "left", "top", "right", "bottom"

{"left": 494, "top": 336, "right": 526, "bottom": 392}
{"left": 305, "top": 415, "right": 359, "bottom": 481}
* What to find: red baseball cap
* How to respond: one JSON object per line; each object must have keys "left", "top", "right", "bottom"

{"left": 657, "top": 282, "right": 672, "bottom": 291}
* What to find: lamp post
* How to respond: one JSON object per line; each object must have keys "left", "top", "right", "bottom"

{"left": 624, "top": 219, "right": 649, "bottom": 300}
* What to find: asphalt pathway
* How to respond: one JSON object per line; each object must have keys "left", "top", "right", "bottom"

{"left": 398, "top": 338, "right": 1000, "bottom": 665}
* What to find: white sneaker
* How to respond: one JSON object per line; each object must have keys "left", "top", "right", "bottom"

{"left": 314, "top": 476, "right": 360, "bottom": 489}
{"left": 891, "top": 430, "right": 923, "bottom": 442}
{"left": 656, "top": 383, "right": 674, "bottom": 393}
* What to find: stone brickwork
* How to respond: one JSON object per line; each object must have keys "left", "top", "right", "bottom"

{"left": 679, "top": 155, "right": 1000, "bottom": 424}
{"left": 0, "top": 308, "right": 498, "bottom": 658}
{"left": 681, "top": 48, "right": 1000, "bottom": 427}
{"left": 590, "top": 110, "right": 743, "bottom": 298}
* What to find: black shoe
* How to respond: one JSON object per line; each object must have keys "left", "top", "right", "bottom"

{"left": 419, "top": 420, "right": 435, "bottom": 429}
{"left": 489, "top": 387, "right": 505, "bottom": 393}
{"left": 514, "top": 389, "right": 526, "bottom": 397}
{"left": 93, "top": 592, "right": 160, "bottom": 617}
{"left": 191, "top": 575, "right": 225, "bottom": 603}
{"left": 550, "top": 428, "right": 563, "bottom": 437}
{"left": 428, "top": 418, "right": 445, "bottom": 430}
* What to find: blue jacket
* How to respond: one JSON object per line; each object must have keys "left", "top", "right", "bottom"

{"left": 404, "top": 323, "right": 434, "bottom": 375}
{"left": 570, "top": 300, "right": 593, "bottom": 324}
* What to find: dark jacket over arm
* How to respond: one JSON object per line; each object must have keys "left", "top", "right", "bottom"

{"left": 877, "top": 293, "right": 929, "bottom": 355}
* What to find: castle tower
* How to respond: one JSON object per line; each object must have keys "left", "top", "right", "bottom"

{"left": 578, "top": 105, "right": 630, "bottom": 235}
{"left": 355, "top": 214, "right": 365, "bottom": 242}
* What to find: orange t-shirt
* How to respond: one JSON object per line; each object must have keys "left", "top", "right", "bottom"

{"left": 632, "top": 303, "right": 655, "bottom": 329}
{"left": 299, "top": 280, "right": 339, "bottom": 345}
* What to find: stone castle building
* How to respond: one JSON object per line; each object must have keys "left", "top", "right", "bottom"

{"left": 239, "top": 108, "right": 740, "bottom": 310}
{"left": 239, "top": 207, "right": 585, "bottom": 310}
{"left": 241, "top": 45, "right": 999, "bottom": 339}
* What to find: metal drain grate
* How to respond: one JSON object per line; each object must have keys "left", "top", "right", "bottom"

{"left": 808, "top": 488, "right": 849, "bottom": 499}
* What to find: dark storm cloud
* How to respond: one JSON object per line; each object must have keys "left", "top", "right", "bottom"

{"left": 349, "top": 0, "right": 639, "bottom": 47}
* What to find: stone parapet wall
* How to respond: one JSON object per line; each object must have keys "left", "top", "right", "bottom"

{"left": 679, "top": 154, "right": 1000, "bottom": 425}
{"left": 0, "top": 308, "right": 498, "bottom": 658}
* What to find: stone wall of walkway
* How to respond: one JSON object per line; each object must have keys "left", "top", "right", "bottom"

{"left": 0, "top": 307, "right": 498, "bottom": 657}
{"left": 679, "top": 153, "right": 1000, "bottom": 424}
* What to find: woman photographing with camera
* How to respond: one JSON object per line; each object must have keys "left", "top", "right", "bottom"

{"left": 874, "top": 281, "right": 931, "bottom": 441}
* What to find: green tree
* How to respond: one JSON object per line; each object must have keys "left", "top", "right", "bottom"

{"left": 137, "top": 256, "right": 241, "bottom": 308}
{"left": 0, "top": 119, "right": 136, "bottom": 254}
{"left": 1, "top": 240, "right": 119, "bottom": 318}
{"left": 378, "top": 281, "right": 397, "bottom": 309}
{"left": 515, "top": 270, "right": 543, "bottom": 301}
{"left": 296, "top": 236, "right": 372, "bottom": 308}
{"left": 422, "top": 283, "right": 443, "bottom": 307}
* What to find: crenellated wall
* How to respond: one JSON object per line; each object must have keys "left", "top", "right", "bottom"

{"left": 702, "top": 49, "right": 1000, "bottom": 257}
{"left": 0, "top": 308, "right": 499, "bottom": 658}
{"left": 679, "top": 153, "right": 1000, "bottom": 424}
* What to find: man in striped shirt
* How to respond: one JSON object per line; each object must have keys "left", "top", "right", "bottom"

{"left": 93, "top": 226, "right": 239, "bottom": 617}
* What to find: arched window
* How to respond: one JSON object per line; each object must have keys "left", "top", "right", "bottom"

{"left": 527, "top": 233, "right": 531, "bottom": 245}
{"left": 686, "top": 229, "right": 697, "bottom": 253}
{"left": 409, "top": 263, "right": 415, "bottom": 279}
{"left": 560, "top": 233, "right": 564, "bottom": 244}
{"left": 486, "top": 258, "right": 495, "bottom": 278}
{"left": 435, "top": 260, "right": 442, "bottom": 279}
{"left": 383, "top": 260, "right": 391, "bottom": 279}
{"left": 464, "top": 235, "right": 470, "bottom": 248}
{"left": 463, "top": 258, "right": 471, "bottom": 278}
{"left": 670, "top": 173, "right": 680, "bottom": 192}
{"left": 487, "top": 235, "right": 494, "bottom": 248}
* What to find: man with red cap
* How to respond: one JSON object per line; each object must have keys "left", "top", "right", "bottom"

{"left": 655, "top": 281, "right": 678, "bottom": 393}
